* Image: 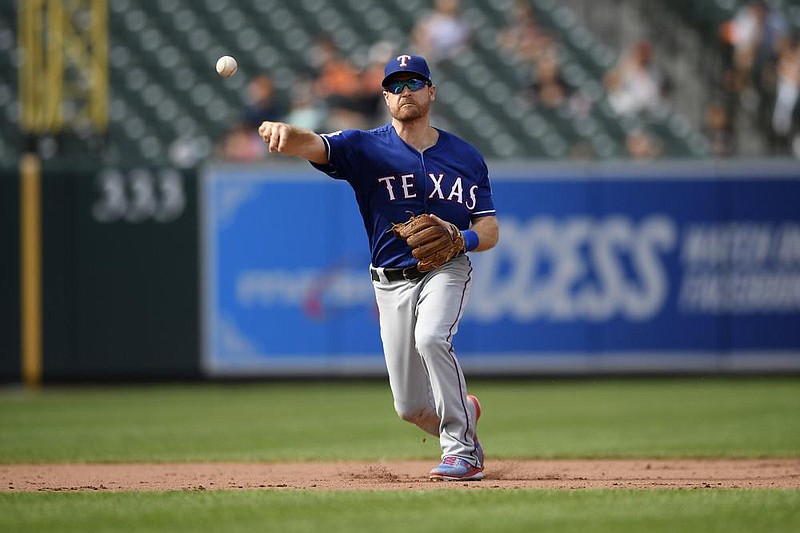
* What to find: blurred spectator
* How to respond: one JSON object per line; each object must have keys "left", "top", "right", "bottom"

{"left": 770, "top": 38, "right": 800, "bottom": 154}
{"left": 283, "top": 80, "right": 328, "bottom": 133}
{"left": 720, "top": 0, "right": 788, "bottom": 101}
{"left": 527, "top": 53, "right": 572, "bottom": 110}
{"left": 604, "top": 40, "right": 666, "bottom": 117}
{"left": 311, "top": 36, "right": 370, "bottom": 130}
{"left": 717, "top": 66, "right": 743, "bottom": 126}
{"left": 497, "top": 0, "right": 554, "bottom": 66}
{"left": 356, "top": 41, "right": 394, "bottom": 127}
{"left": 703, "top": 102, "right": 736, "bottom": 157}
{"left": 218, "top": 121, "right": 266, "bottom": 162}
{"left": 625, "top": 128, "right": 662, "bottom": 160}
{"left": 218, "top": 74, "right": 285, "bottom": 162}
{"left": 411, "top": 0, "right": 471, "bottom": 65}
{"left": 242, "top": 75, "right": 284, "bottom": 129}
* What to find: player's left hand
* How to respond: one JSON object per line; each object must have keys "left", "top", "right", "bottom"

{"left": 392, "top": 213, "right": 465, "bottom": 272}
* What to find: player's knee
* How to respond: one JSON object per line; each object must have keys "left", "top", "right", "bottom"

{"left": 394, "top": 402, "right": 433, "bottom": 425}
{"left": 394, "top": 403, "right": 420, "bottom": 423}
{"left": 394, "top": 401, "right": 440, "bottom": 436}
{"left": 414, "top": 331, "right": 449, "bottom": 358}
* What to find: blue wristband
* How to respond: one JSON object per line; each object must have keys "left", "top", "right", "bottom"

{"left": 462, "top": 230, "right": 479, "bottom": 252}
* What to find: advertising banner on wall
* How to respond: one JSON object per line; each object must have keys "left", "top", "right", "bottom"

{"left": 202, "top": 162, "right": 800, "bottom": 376}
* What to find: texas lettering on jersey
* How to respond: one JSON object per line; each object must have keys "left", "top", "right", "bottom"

{"left": 377, "top": 172, "right": 480, "bottom": 210}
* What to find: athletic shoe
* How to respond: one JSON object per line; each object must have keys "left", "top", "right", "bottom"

{"left": 429, "top": 456, "right": 484, "bottom": 481}
{"left": 429, "top": 394, "right": 485, "bottom": 481}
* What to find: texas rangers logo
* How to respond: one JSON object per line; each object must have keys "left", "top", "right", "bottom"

{"left": 396, "top": 55, "right": 412, "bottom": 67}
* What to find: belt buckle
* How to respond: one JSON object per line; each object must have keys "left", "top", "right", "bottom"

{"left": 402, "top": 266, "right": 417, "bottom": 280}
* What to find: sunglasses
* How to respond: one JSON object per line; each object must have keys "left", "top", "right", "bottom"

{"left": 384, "top": 78, "right": 430, "bottom": 94}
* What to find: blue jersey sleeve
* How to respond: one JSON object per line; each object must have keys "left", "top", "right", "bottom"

{"left": 308, "top": 130, "right": 360, "bottom": 180}
{"left": 472, "top": 158, "right": 495, "bottom": 218}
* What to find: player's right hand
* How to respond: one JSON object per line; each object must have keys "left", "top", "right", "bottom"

{"left": 258, "top": 121, "right": 291, "bottom": 153}
{"left": 257, "top": 121, "right": 329, "bottom": 164}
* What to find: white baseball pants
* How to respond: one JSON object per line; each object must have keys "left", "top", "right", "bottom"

{"left": 371, "top": 255, "right": 481, "bottom": 466}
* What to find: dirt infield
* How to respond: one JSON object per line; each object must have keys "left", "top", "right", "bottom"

{"left": 2, "top": 459, "right": 798, "bottom": 492}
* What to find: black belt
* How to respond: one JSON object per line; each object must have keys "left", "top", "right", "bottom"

{"left": 371, "top": 265, "right": 426, "bottom": 282}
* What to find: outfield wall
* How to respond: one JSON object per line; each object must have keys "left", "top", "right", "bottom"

{"left": 2, "top": 160, "right": 800, "bottom": 381}
{"left": 202, "top": 160, "right": 800, "bottom": 377}
{"left": 0, "top": 168, "right": 21, "bottom": 380}
{"left": 0, "top": 165, "right": 200, "bottom": 381}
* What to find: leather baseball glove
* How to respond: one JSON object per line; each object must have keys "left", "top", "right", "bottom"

{"left": 392, "top": 213, "right": 465, "bottom": 272}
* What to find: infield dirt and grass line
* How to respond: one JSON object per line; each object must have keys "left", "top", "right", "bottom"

{"left": 2, "top": 459, "right": 799, "bottom": 492}
{"left": 2, "top": 379, "right": 798, "bottom": 493}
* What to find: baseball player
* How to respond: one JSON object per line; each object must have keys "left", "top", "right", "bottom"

{"left": 258, "top": 54, "right": 499, "bottom": 481}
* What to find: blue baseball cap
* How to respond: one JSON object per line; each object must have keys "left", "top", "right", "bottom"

{"left": 382, "top": 54, "right": 432, "bottom": 87}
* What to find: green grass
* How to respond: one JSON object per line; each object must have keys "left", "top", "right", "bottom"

{"left": 1, "top": 378, "right": 798, "bottom": 533}
{"left": 482, "top": 377, "right": 800, "bottom": 458}
{"left": 0, "top": 378, "right": 799, "bottom": 462}
{"left": 1, "top": 489, "right": 799, "bottom": 533}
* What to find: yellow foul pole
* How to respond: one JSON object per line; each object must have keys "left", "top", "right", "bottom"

{"left": 17, "top": 0, "right": 109, "bottom": 387}
{"left": 20, "top": 154, "right": 43, "bottom": 389}
{"left": 18, "top": 1, "right": 45, "bottom": 389}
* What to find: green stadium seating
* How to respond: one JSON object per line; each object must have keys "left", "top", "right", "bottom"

{"left": 0, "top": 0, "right": 726, "bottom": 167}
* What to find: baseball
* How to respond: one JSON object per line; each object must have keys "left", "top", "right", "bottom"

{"left": 215, "top": 55, "right": 238, "bottom": 77}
